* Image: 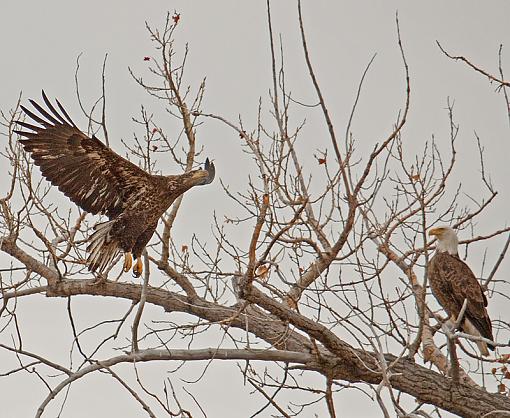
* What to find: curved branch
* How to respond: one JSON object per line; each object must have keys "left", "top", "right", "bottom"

{"left": 35, "top": 348, "right": 310, "bottom": 418}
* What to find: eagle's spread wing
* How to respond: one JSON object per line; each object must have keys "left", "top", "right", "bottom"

{"left": 429, "top": 253, "right": 494, "bottom": 346}
{"left": 15, "top": 91, "right": 152, "bottom": 218}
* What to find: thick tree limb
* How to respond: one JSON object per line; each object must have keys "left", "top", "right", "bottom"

{"left": 13, "top": 275, "right": 509, "bottom": 418}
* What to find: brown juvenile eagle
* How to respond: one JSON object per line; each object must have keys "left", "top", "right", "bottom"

{"left": 428, "top": 226, "right": 495, "bottom": 356}
{"left": 15, "top": 91, "right": 215, "bottom": 277}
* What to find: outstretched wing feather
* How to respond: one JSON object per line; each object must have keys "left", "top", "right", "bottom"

{"left": 41, "top": 90, "right": 68, "bottom": 124}
{"left": 16, "top": 92, "right": 154, "bottom": 217}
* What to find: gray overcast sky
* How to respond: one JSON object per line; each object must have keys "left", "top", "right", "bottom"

{"left": 1, "top": 1, "right": 510, "bottom": 417}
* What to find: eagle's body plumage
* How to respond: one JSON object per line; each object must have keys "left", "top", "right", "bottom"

{"left": 428, "top": 226, "right": 495, "bottom": 355}
{"left": 15, "top": 92, "right": 215, "bottom": 276}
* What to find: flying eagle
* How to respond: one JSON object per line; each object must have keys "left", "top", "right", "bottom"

{"left": 15, "top": 91, "right": 215, "bottom": 277}
{"left": 428, "top": 226, "right": 495, "bottom": 356}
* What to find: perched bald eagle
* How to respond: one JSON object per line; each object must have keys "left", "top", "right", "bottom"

{"left": 15, "top": 92, "right": 215, "bottom": 277}
{"left": 428, "top": 226, "right": 495, "bottom": 356}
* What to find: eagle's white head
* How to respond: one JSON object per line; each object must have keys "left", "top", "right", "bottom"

{"left": 428, "top": 226, "right": 459, "bottom": 255}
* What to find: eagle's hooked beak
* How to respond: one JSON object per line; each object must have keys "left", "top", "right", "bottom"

{"left": 428, "top": 227, "right": 444, "bottom": 238}
{"left": 197, "top": 158, "right": 215, "bottom": 185}
{"left": 184, "top": 158, "right": 215, "bottom": 188}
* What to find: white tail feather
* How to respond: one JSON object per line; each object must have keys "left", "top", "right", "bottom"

{"left": 463, "top": 319, "right": 489, "bottom": 357}
{"left": 87, "top": 220, "right": 120, "bottom": 274}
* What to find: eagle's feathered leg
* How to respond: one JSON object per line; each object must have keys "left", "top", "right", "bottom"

{"left": 131, "top": 221, "right": 158, "bottom": 278}
{"left": 88, "top": 217, "right": 139, "bottom": 276}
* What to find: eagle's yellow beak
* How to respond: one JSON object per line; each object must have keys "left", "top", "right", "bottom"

{"left": 428, "top": 227, "right": 443, "bottom": 237}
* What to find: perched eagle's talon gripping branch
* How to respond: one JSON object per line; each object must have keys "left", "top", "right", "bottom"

{"left": 15, "top": 91, "right": 215, "bottom": 279}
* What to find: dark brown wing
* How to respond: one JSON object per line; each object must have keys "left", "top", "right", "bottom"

{"left": 15, "top": 91, "right": 153, "bottom": 218}
{"left": 429, "top": 253, "right": 494, "bottom": 343}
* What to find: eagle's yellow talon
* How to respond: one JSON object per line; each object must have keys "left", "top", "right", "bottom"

{"left": 132, "top": 258, "right": 143, "bottom": 278}
{"left": 123, "top": 252, "right": 133, "bottom": 273}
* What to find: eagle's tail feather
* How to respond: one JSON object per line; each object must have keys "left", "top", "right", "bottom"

{"left": 463, "top": 319, "right": 493, "bottom": 356}
{"left": 476, "top": 340, "right": 490, "bottom": 357}
{"left": 87, "top": 220, "right": 120, "bottom": 274}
